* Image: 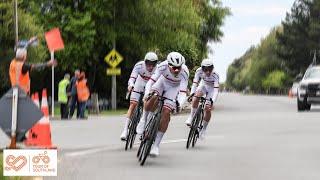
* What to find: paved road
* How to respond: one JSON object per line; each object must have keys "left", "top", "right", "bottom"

{"left": 1, "top": 93, "right": 320, "bottom": 180}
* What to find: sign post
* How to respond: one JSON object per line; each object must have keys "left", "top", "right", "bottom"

{"left": 45, "top": 28, "right": 65, "bottom": 117}
{"left": 112, "top": 75, "right": 117, "bottom": 109}
{"left": 0, "top": 87, "right": 44, "bottom": 149}
{"left": 104, "top": 49, "right": 123, "bottom": 110}
{"left": 9, "top": 88, "right": 18, "bottom": 149}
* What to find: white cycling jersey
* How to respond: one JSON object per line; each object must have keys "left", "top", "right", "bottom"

{"left": 191, "top": 67, "right": 219, "bottom": 104}
{"left": 145, "top": 60, "right": 189, "bottom": 110}
{"left": 128, "top": 61, "right": 156, "bottom": 102}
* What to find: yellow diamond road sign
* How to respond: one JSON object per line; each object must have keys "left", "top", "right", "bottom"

{"left": 104, "top": 49, "right": 123, "bottom": 68}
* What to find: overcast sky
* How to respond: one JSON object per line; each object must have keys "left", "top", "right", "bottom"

{"left": 209, "top": 0, "right": 295, "bottom": 82}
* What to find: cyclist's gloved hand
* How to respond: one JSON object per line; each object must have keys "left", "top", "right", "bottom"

{"left": 125, "top": 91, "right": 131, "bottom": 100}
{"left": 209, "top": 98, "right": 214, "bottom": 106}
{"left": 187, "top": 93, "right": 194, "bottom": 102}
{"left": 126, "top": 86, "right": 133, "bottom": 100}
{"left": 127, "top": 86, "right": 133, "bottom": 92}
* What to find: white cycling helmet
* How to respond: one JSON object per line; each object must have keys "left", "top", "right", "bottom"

{"left": 181, "top": 55, "right": 186, "bottom": 64}
{"left": 201, "top": 58, "right": 214, "bottom": 67}
{"left": 167, "top": 52, "right": 184, "bottom": 67}
{"left": 144, "top": 52, "right": 158, "bottom": 62}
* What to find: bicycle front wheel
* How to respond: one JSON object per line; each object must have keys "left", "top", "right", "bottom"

{"left": 186, "top": 108, "right": 201, "bottom": 149}
{"left": 140, "top": 114, "right": 160, "bottom": 166}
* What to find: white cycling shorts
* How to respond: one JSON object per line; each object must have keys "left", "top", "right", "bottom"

{"left": 150, "top": 76, "right": 179, "bottom": 110}
{"left": 196, "top": 83, "right": 215, "bottom": 107}
{"left": 130, "top": 77, "right": 147, "bottom": 103}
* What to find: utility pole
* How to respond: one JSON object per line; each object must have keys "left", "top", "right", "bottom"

{"left": 14, "top": 0, "right": 18, "bottom": 46}
{"left": 112, "top": 0, "right": 117, "bottom": 110}
{"left": 310, "top": 50, "right": 319, "bottom": 66}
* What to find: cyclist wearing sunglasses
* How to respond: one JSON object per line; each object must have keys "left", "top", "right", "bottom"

{"left": 120, "top": 52, "right": 158, "bottom": 141}
{"left": 185, "top": 59, "right": 219, "bottom": 140}
{"left": 136, "top": 52, "right": 189, "bottom": 156}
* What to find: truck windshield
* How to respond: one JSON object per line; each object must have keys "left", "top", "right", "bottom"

{"left": 304, "top": 68, "right": 320, "bottom": 79}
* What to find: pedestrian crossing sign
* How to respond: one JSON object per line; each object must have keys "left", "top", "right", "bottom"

{"left": 104, "top": 49, "right": 123, "bottom": 68}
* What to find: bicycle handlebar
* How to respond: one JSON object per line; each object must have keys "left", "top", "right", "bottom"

{"left": 152, "top": 93, "right": 175, "bottom": 103}
{"left": 126, "top": 90, "right": 145, "bottom": 100}
{"left": 193, "top": 96, "right": 213, "bottom": 104}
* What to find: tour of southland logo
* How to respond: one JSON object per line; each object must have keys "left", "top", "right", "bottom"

{"left": 33, "top": 151, "right": 50, "bottom": 164}
{"left": 3, "top": 150, "right": 57, "bottom": 176}
{"left": 32, "top": 151, "right": 56, "bottom": 173}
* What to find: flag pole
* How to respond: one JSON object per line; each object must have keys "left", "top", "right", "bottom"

{"left": 51, "top": 51, "right": 55, "bottom": 117}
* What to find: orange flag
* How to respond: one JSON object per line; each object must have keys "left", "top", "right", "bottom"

{"left": 45, "top": 28, "right": 64, "bottom": 52}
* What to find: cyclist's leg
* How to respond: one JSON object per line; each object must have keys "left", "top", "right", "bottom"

{"left": 126, "top": 102, "right": 138, "bottom": 123}
{"left": 137, "top": 78, "right": 163, "bottom": 134}
{"left": 126, "top": 83, "right": 144, "bottom": 125}
{"left": 151, "top": 85, "right": 178, "bottom": 156}
{"left": 200, "top": 85, "right": 214, "bottom": 139}
{"left": 121, "top": 82, "right": 144, "bottom": 139}
{"left": 120, "top": 101, "right": 138, "bottom": 140}
{"left": 204, "top": 85, "right": 214, "bottom": 124}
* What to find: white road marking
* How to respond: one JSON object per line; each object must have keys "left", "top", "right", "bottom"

{"left": 65, "top": 135, "right": 225, "bottom": 158}
{"left": 66, "top": 147, "right": 113, "bottom": 157}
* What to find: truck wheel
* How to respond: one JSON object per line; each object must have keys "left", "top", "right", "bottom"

{"left": 297, "top": 97, "right": 305, "bottom": 111}
{"left": 305, "top": 103, "right": 311, "bottom": 111}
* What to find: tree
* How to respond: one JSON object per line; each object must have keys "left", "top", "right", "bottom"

{"left": 226, "top": 27, "right": 290, "bottom": 93}
{"left": 1, "top": 1, "right": 230, "bottom": 105}
{"left": 277, "top": 0, "right": 320, "bottom": 75}
{"left": 0, "top": 1, "right": 47, "bottom": 95}
{"left": 262, "top": 70, "right": 288, "bottom": 90}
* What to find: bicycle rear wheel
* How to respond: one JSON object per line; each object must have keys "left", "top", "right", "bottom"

{"left": 129, "top": 131, "right": 137, "bottom": 149}
{"left": 128, "top": 115, "right": 141, "bottom": 150}
{"left": 130, "top": 107, "right": 142, "bottom": 149}
{"left": 126, "top": 121, "right": 138, "bottom": 150}
{"left": 192, "top": 129, "right": 199, "bottom": 147}
{"left": 125, "top": 121, "right": 133, "bottom": 151}
{"left": 125, "top": 107, "right": 139, "bottom": 150}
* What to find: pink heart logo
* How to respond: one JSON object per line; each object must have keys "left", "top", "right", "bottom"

{"left": 5, "top": 155, "right": 27, "bottom": 171}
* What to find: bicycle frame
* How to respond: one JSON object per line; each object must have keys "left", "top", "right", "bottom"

{"left": 125, "top": 90, "right": 144, "bottom": 150}
{"left": 186, "top": 96, "right": 211, "bottom": 149}
{"left": 137, "top": 93, "right": 174, "bottom": 166}
{"left": 142, "top": 93, "right": 166, "bottom": 141}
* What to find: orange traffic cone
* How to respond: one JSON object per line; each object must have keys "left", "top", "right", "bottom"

{"left": 33, "top": 92, "right": 40, "bottom": 108}
{"left": 25, "top": 89, "right": 56, "bottom": 149}
{"left": 25, "top": 92, "right": 40, "bottom": 146}
{"left": 31, "top": 93, "right": 35, "bottom": 103}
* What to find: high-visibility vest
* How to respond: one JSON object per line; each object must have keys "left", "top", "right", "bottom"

{"left": 9, "top": 59, "right": 30, "bottom": 94}
{"left": 76, "top": 79, "right": 90, "bottom": 102}
{"left": 58, "top": 79, "right": 70, "bottom": 103}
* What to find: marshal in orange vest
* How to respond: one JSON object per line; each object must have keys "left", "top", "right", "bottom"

{"left": 9, "top": 59, "right": 31, "bottom": 94}
{"left": 76, "top": 78, "right": 90, "bottom": 102}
